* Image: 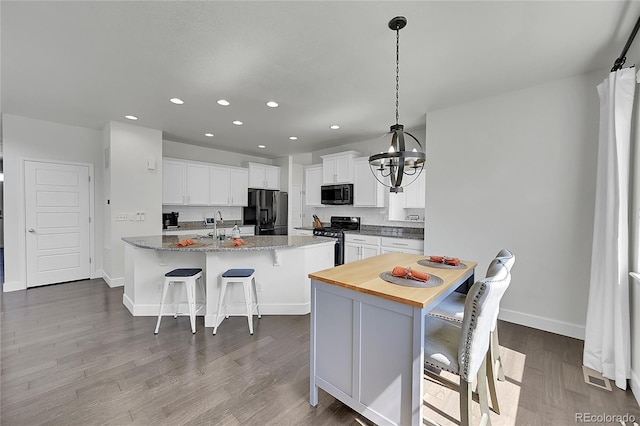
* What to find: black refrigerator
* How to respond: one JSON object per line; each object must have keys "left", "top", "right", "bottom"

{"left": 243, "top": 189, "right": 288, "bottom": 235}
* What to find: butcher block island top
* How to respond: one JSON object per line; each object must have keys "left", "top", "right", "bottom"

{"left": 309, "top": 252, "right": 477, "bottom": 308}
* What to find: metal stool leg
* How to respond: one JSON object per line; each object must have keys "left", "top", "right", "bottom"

{"left": 154, "top": 279, "right": 171, "bottom": 334}
{"left": 242, "top": 280, "right": 254, "bottom": 334}
{"left": 212, "top": 281, "right": 228, "bottom": 335}
{"left": 185, "top": 278, "right": 196, "bottom": 334}
{"left": 252, "top": 276, "right": 261, "bottom": 319}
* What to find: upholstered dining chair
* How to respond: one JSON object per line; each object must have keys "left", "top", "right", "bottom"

{"left": 428, "top": 249, "right": 515, "bottom": 414}
{"left": 423, "top": 263, "right": 511, "bottom": 426}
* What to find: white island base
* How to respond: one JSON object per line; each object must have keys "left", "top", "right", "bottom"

{"left": 123, "top": 237, "right": 334, "bottom": 327}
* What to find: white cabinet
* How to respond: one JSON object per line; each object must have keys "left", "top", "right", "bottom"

{"left": 380, "top": 237, "right": 424, "bottom": 255}
{"left": 353, "top": 157, "right": 385, "bottom": 207}
{"left": 238, "top": 225, "right": 255, "bottom": 236}
{"left": 305, "top": 165, "right": 323, "bottom": 206}
{"left": 210, "top": 165, "right": 231, "bottom": 205}
{"left": 321, "top": 151, "right": 360, "bottom": 184}
{"left": 186, "top": 163, "right": 211, "bottom": 205}
{"left": 163, "top": 158, "right": 249, "bottom": 207}
{"left": 344, "top": 234, "right": 381, "bottom": 263}
{"left": 247, "top": 162, "right": 280, "bottom": 190}
{"left": 229, "top": 168, "right": 249, "bottom": 206}
{"left": 403, "top": 172, "right": 426, "bottom": 209}
{"left": 162, "top": 159, "right": 187, "bottom": 205}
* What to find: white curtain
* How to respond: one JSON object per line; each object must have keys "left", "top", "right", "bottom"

{"left": 584, "top": 67, "right": 635, "bottom": 390}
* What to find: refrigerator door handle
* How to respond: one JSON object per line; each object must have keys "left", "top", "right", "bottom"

{"left": 272, "top": 191, "right": 277, "bottom": 225}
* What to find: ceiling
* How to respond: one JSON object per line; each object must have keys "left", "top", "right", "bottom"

{"left": 2, "top": 1, "right": 639, "bottom": 159}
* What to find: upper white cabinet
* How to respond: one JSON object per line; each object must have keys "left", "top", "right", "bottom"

{"left": 162, "top": 159, "right": 187, "bottom": 205}
{"left": 186, "top": 163, "right": 211, "bottom": 205}
{"left": 353, "top": 157, "right": 385, "bottom": 207}
{"left": 305, "top": 165, "right": 323, "bottom": 206}
{"left": 247, "top": 162, "right": 280, "bottom": 190}
{"left": 229, "top": 168, "right": 249, "bottom": 206}
{"left": 403, "top": 172, "right": 426, "bottom": 209}
{"left": 321, "top": 151, "right": 360, "bottom": 184}
{"left": 163, "top": 158, "right": 249, "bottom": 206}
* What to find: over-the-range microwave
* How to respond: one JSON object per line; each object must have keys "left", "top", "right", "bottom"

{"left": 321, "top": 183, "right": 353, "bottom": 205}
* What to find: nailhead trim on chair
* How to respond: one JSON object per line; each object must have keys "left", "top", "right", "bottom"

{"left": 459, "top": 282, "right": 486, "bottom": 380}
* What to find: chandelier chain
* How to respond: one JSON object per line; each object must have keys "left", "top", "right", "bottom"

{"left": 395, "top": 27, "right": 400, "bottom": 125}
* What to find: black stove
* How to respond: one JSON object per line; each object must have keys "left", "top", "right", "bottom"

{"left": 313, "top": 216, "right": 360, "bottom": 265}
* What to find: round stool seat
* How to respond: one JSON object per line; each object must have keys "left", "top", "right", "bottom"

{"left": 221, "top": 268, "right": 255, "bottom": 278}
{"left": 166, "top": 268, "right": 203, "bottom": 277}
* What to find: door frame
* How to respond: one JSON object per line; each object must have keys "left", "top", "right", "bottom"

{"left": 22, "top": 157, "right": 96, "bottom": 287}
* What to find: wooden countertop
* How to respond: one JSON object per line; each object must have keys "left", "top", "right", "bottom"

{"left": 309, "top": 253, "right": 477, "bottom": 308}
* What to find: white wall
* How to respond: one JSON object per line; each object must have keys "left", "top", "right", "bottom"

{"left": 2, "top": 114, "right": 104, "bottom": 291}
{"left": 102, "top": 121, "right": 162, "bottom": 287}
{"left": 163, "top": 140, "right": 272, "bottom": 166}
{"left": 425, "top": 71, "right": 603, "bottom": 339}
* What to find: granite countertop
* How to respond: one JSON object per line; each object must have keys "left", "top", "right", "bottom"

{"left": 344, "top": 225, "right": 424, "bottom": 240}
{"left": 123, "top": 235, "right": 335, "bottom": 252}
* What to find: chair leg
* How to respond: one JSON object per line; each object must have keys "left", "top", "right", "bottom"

{"left": 212, "top": 281, "right": 228, "bottom": 335}
{"left": 243, "top": 280, "right": 254, "bottom": 334}
{"left": 154, "top": 280, "right": 170, "bottom": 334}
{"left": 460, "top": 379, "right": 472, "bottom": 426}
{"left": 485, "top": 350, "right": 501, "bottom": 415}
{"left": 185, "top": 279, "right": 196, "bottom": 334}
{"left": 477, "top": 357, "right": 492, "bottom": 426}
{"left": 491, "top": 328, "right": 505, "bottom": 381}
{"left": 252, "top": 277, "right": 261, "bottom": 319}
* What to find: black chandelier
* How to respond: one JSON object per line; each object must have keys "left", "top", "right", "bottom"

{"left": 369, "top": 16, "right": 425, "bottom": 193}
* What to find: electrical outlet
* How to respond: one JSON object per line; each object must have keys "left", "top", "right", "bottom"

{"left": 115, "top": 213, "right": 127, "bottom": 221}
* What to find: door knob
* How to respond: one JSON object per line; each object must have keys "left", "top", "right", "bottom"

{"left": 28, "top": 228, "right": 35, "bottom": 233}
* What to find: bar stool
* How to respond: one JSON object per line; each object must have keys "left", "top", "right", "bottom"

{"left": 154, "top": 268, "right": 204, "bottom": 335}
{"left": 213, "top": 268, "right": 261, "bottom": 335}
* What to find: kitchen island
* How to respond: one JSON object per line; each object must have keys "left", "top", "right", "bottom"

{"left": 309, "top": 253, "right": 477, "bottom": 426}
{"left": 122, "top": 234, "right": 335, "bottom": 327}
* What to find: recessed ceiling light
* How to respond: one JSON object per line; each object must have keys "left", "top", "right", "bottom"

{"left": 125, "top": 115, "right": 138, "bottom": 120}
{"left": 170, "top": 98, "right": 184, "bottom": 105}
{"left": 258, "top": 145, "right": 266, "bottom": 149}
{"left": 233, "top": 120, "right": 243, "bottom": 126}
{"left": 289, "top": 136, "right": 298, "bottom": 141}
{"left": 330, "top": 124, "right": 340, "bottom": 130}
{"left": 217, "top": 99, "right": 230, "bottom": 106}
{"left": 204, "top": 133, "right": 214, "bottom": 137}
{"left": 266, "top": 101, "right": 279, "bottom": 108}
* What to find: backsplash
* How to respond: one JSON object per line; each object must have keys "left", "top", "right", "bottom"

{"left": 304, "top": 205, "right": 424, "bottom": 228}
{"left": 162, "top": 206, "right": 243, "bottom": 223}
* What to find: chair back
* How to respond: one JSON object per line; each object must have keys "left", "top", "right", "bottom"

{"left": 458, "top": 263, "right": 511, "bottom": 381}
{"left": 493, "top": 248, "right": 515, "bottom": 272}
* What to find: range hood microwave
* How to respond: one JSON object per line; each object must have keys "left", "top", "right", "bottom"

{"left": 321, "top": 184, "right": 353, "bottom": 205}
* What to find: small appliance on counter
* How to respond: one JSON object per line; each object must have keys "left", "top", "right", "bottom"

{"left": 162, "top": 212, "right": 179, "bottom": 229}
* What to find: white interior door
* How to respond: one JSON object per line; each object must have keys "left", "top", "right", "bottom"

{"left": 25, "top": 161, "right": 91, "bottom": 287}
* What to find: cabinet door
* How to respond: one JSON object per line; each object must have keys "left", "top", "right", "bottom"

{"left": 354, "top": 158, "right": 384, "bottom": 207}
{"left": 265, "top": 166, "right": 280, "bottom": 190}
{"left": 162, "top": 159, "right": 186, "bottom": 205}
{"left": 248, "top": 163, "right": 266, "bottom": 188}
{"left": 210, "top": 165, "right": 231, "bottom": 205}
{"left": 344, "top": 242, "right": 360, "bottom": 263}
{"left": 404, "top": 173, "right": 426, "bottom": 209}
{"left": 230, "top": 168, "right": 249, "bottom": 206}
{"left": 323, "top": 157, "right": 337, "bottom": 184}
{"left": 305, "top": 166, "right": 323, "bottom": 206}
{"left": 186, "top": 163, "right": 211, "bottom": 205}
{"left": 335, "top": 155, "right": 352, "bottom": 183}
{"left": 360, "top": 244, "right": 380, "bottom": 260}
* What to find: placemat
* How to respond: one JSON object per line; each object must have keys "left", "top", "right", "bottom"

{"left": 417, "top": 259, "right": 467, "bottom": 269}
{"left": 168, "top": 242, "right": 210, "bottom": 248}
{"left": 379, "top": 272, "right": 444, "bottom": 288}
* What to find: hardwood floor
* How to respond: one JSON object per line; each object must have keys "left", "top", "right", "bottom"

{"left": 1, "top": 279, "right": 639, "bottom": 425}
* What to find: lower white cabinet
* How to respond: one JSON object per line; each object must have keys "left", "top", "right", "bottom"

{"left": 345, "top": 234, "right": 424, "bottom": 263}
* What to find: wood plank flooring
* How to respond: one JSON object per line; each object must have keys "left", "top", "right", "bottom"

{"left": 1, "top": 279, "right": 639, "bottom": 425}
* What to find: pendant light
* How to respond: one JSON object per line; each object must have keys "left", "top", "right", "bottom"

{"left": 369, "top": 16, "right": 425, "bottom": 193}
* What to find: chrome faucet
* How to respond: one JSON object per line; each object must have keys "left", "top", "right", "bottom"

{"left": 214, "top": 210, "right": 223, "bottom": 238}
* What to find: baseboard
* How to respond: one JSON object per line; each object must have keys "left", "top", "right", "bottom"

{"left": 499, "top": 308, "right": 585, "bottom": 340}
{"left": 102, "top": 272, "right": 124, "bottom": 288}
{"left": 123, "top": 293, "right": 135, "bottom": 315}
{"left": 2, "top": 281, "right": 26, "bottom": 292}
{"left": 632, "top": 369, "right": 640, "bottom": 408}
{"left": 92, "top": 269, "right": 105, "bottom": 280}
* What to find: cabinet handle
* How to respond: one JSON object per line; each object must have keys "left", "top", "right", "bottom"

{"left": 392, "top": 242, "right": 409, "bottom": 246}
{"left": 353, "top": 238, "right": 366, "bottom": 242}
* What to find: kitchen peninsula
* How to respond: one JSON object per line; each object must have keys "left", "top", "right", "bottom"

{"left": 309, "top": 253, "right": 477, "bottom": 426}
{"left": 122, "top": 234, "right": 335, "bottom": 327}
